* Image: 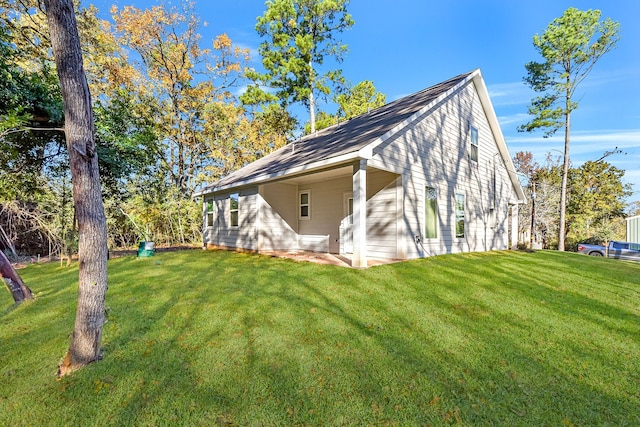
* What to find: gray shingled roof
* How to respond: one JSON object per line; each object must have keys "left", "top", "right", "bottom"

{"left": 198, "top": 70, "right": 475, "bottom": 195}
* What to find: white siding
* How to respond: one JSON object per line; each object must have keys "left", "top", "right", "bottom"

{"left": 298, "top": 235, "right": 330, "bottom": 252}
{"left": 366, "top": 170, "right": 399, "bottom": 259}
{"left": 259, "top": 183, "right": 298, "bottom": 251}
{"left": 291, "top": 170, "right": 400, "bottom": 257}
{"left": 205, "top": 188, "right": 258, "bottom": 250}
{"left": 370, "top": 80, "right": 515, "bottom": 259}
{"left": 628, "top": 216, "right": 640, "bottom": 243}
{"left": 298, "top": 176, "right": 352, "bottom": 253}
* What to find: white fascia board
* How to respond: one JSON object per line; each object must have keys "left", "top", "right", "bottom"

{"left": 200, "top": 151, "right": 362, "bottom": 195}
{"left": 472, "top": 71, "right": 527, "bottom": 203}
{"left": 357, "top": 145, "right": 373, "bottom": 159}
{"left": 193, "top": 188, "right": 206, "bottom": 198}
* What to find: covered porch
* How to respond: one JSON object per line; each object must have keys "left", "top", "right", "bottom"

{"left": 257, "top": 159, "right": 402, "bottom": 268}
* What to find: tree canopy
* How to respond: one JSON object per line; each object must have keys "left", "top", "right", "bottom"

{"left": 519, "top": 7, "right": 620, "bottom": 251}
{"left": 304, "top": 79, "right": 386, "bottom": 133}
{"left": 567, "top": 160, "right": 631, "bottom": 243}
{"left": 0, "top": 1, "right": 306, "bottom": 257}
{"left": 243, "top": 0, "right": 354, "bottom": 134}
{"left": 514, "top": 151, "right": 630, "bottom": 249}
{"left": 336, "top": 80, "right": 386, "bottom": 119}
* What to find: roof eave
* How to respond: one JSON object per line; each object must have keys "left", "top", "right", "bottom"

{"left": 194, "top": 150, "right": 363, "bottom": 196}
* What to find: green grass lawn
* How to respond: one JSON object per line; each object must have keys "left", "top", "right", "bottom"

{"left": 1, "top": 249, "right": 639, "bottom": 426}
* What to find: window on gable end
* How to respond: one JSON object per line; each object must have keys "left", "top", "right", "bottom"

{"left": 470, "top": 126, "right": 479, "bottom": 163}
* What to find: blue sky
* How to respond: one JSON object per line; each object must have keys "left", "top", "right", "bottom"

{"left": 96, "top": 0, "right": 640, "bottom": 204}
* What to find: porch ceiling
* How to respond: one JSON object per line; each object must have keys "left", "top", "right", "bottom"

{"left": 276, "top": 164, "right": 397, "bottom": 186}
{"left": 279, "top": 165, "right": 352, "bottom": 185}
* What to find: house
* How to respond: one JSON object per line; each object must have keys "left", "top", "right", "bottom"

{"left": 195, "top": 69, "right": 527, "bottom": 267}
{"left": 627, "top": 215, "right": 640, "bottom": 243}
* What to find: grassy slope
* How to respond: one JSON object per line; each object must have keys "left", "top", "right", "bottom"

{"left": 1, "top": 250, "right": 639, "bottom": 426}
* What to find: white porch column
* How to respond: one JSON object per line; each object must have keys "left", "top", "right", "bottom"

{"left": 353, "top": 160, "right": 368, "bottom": 268}
{"left": 510, "top": 203, "right": 519, "bottom": 250}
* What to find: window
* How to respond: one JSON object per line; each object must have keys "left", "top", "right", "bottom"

{"left": 470, "top": 126, "right": 479, "bottom": 163}
{"left": 425, "top": 186, "right": 438, "bottom": 239}
{"left": 299, "top": 190, "right": 310, "bottom": 220}
{"left": 455, "top": 193, "right": 465, "bottom": 238}
{"left": 206, "top": 198, "right": 214, "bottom": 227}
{"left": 612, "top": 241, "right": 629, "bottom": 250}
{"left": 230, "top": 193, "right": 239, "bottom": 227}
{"left": 345, "top": 194, "right": 353, "bottom": 225}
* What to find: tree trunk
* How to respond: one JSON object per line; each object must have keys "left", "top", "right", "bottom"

{"left": 44, "top": 0, "right": 109, "bottom": 377}
{"left": 558, "top": 90, "right": 571, "bottom": 252}
{"left": 308, "top": 61, "right": 316, "bottom": 133}
{"left": 309, "top": 89, "right": 316, "bottom": 134}
{"left": 0, "top": 250, "right": 33, "bottom": 303}
{"left": 530, "top": 180, "right": 536, "bottom": 249}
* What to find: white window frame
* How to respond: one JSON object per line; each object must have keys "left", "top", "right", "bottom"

{"left": 205, "top": 198, "right": 214, "bottom": 227}
{"left": 424, "top": 186, "right": 438, "bottom": 240}
{"left": 455, "top": 193, "right": 465, "bottom": 239}
{"left": 230, "top": 193, "right": 239, "bottom": 227}
{"left": 299, "top": 190, "right": 311, "bottom": 220}
{"left": 470, "top": 126, "right": 479, "bottom": 163}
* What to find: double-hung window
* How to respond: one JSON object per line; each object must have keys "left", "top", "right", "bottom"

{"left": 425, "top": 186, "right": 438, "bottom": 239}
{"left": 230, "top": 193, "right": 239, "bottom": 227}
{"left": 455, "top": 193, "right": 465, "bottom": 238}
{"left": 470, "top": 126, "right": 479, "bottom": 163}
{"left": 299, "top": 190, "right": 310, "bottom": 220}
{"left": 206, "top": 198, "right": 214, "bottom": 227}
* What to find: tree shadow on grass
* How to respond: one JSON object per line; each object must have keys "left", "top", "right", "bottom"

{"left": 23, "top": 249, "right": 640, "bottom": 426}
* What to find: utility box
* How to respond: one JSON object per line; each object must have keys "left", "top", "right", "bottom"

{"left": 137, "top": 241, "right": 155, "bottom": 257}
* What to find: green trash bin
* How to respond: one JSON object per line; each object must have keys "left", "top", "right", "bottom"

{"left": 137, "top": 241, "right": 155, "bottom": 257}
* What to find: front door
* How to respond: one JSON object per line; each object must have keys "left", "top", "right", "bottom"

{"left": 340, "top": 193, "right": 354, "bottom": 253}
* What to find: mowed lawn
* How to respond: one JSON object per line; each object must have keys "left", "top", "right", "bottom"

{"left": 1, "top": 249, "right": 639, "bottom": 426}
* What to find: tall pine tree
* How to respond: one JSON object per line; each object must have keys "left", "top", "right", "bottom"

{"left": 519, "top": 7, "right": 619, "bottom": 251}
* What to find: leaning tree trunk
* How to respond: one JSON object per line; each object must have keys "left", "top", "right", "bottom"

{"left": 44, "top": 0, "right": 109, "bottom": 377}
{"left": 0, "top": 251, "right": 33, "bottom": 303}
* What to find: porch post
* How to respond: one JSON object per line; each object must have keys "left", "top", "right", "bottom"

{"left": 510, "top": 203, "right": 519, "bottom": 250}
{"left": 353, "top": 159, "right": 368, "bottom": 268}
